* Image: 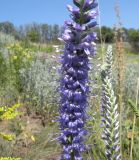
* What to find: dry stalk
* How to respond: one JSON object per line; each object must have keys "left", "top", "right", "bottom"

{"left": 114, "top": 0, "right": 125, "bottom": 158}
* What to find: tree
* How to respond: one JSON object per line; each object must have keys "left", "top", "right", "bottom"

{"left": 0, "top": 21, "right": 16, "bottom": 36}
{"left": 52, "top": 24, "right": 60, "bottom": 42}
{"left": 41, "top": 24, "right": 49, "bottom": 43}
{"left": 25, "top": 23, "right": 41, "bottom": 42}
{"left": 128, "top": 29, "right": 139, "bottom": 53}
{"left": 101, "top": 26, "right": 114, "bottom": 43}
{"left": 27, "top": 29, "right": 40, "bottom": 42}
{"left": 48, "top": 25, "right": 53, "bottom": 41}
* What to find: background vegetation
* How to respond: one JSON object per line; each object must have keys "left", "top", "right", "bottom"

{"left": 0, "top": 13, "right": 139, "bottom": 160}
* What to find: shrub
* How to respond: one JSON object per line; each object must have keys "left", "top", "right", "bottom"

{"left": 7, "top": 43, "right": 33, "bottom": 92}
{"left": 20, "top": 56, "right": 59, "bottom": 122}
{"left": 0, "top": 32, "right": 16, "bottom": 47}
{"left": 0, "top": 51, "right": 7, "bottom": 87}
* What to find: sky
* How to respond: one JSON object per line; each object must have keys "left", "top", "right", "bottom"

{"left": 0, "top": 0, "right": 138, "bottom": 29}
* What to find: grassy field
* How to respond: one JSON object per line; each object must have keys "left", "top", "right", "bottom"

{"left": 0, "top": 39, "right": 139, "bottom": 160}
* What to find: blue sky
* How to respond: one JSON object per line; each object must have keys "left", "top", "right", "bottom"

{"left": 0, "top": 0, "right": 138, "bottom": 29}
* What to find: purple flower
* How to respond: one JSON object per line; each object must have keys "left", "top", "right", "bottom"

{"left": 59, "top": 0, "right": 98, "bottom": 159}
{"left": 83, "top": 0, "right": 98, "bottom": 11}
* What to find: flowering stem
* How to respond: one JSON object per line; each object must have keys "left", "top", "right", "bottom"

{"left": 101, "top": 46, "right": 121, "bottom": 160}
{"left": 59, "top": 0, "right": 98, "bottom": 159}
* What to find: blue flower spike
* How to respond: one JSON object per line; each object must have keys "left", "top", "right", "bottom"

{"left": 59, "top": 0, "right": 98, "bottom": 159}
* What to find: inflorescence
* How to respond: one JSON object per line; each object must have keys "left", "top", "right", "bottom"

{"left": 59, "top": 0, "right": 98, "bottom": 159}
{"left": 101, "top": 46, "right": 121, "bottom": 160}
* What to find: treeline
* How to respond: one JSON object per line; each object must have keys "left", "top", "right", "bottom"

{"left": 0, "top": 21, "right": 63, "bottom": 43}
{"left": 0, "top": 21, "right": 139, "bottom": 45}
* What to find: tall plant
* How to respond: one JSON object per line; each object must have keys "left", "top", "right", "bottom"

{"left": 114, "top": 2, "right": 125, "bottom": 155}
{"left": 101, "top": 46, "right": 121, "bottom": 160}
{"left": 59, "top": 0, "right": 98, "bottom": 159}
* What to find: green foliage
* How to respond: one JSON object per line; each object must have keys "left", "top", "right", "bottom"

{"left": 124, "top": 64, "right": 139, "bottom": 100}
{"left": 0, "top": 158, "right": 21, "bottom": 160}
{"left": 128, "top": 99, "right": 139, "bottom": 117}
{"left": 128, "top": 29, "right": 139, "bottom": 42}
{"left": 45, "top": 45, "right": 53, "bottom": 53}
{"left": 86, "top": 108, "right": 106, "bottom": 160}
{"left": 0, "top": 51, "right": 7, "bottom": 86}
{"left": 52, "top": 24, "right": 60, "bottom": 42}
{"left": 0, "top": 104, "right": 21, "bottom": 141}
{"left": 9, "top": 120, "right": 25, "bottom": 136}
{"left": 20, "top": 57, "right": 59, "bottom": 123}
{"left": 0, "top": 22, "right": 16, "bottom": 36}
{"left": 23, "top": 126, "right": 60, "bottom": 160}
{"left": 0, "top": 133, "right": 14, "bottom": 141}
{"left": 128, "top": 29, "right": 139, "bottom": 53}
{"left": 7, "top": 43, "right": 33, "bottom": 68}
{"left": 97, "top": 26, "right": 114, "bottom": 43}
{"left": 27, "top": 30, "right": 40, "bottom": 42}
{"left": 0, "top": 32, "right": 16, "bottom": 47}
{"left": 0, "top": 104, "right": 21, "bottom": 120}
{"left": 7, "top": 43, "right": 33, "bottom": 92}
{"left": 0, "top": 104, "right": 21, "bottom": 159}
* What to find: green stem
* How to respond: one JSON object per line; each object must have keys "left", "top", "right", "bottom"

{"left": 130, "top": 78, "right": 139, "bottom": 160}
{"left": 71, "top": 152, "right": 75, "bottom": 160}
{"left": 70, "top": 135, "right": 74, "bottom": 160}
{"left": 96, "top": 0, "right": 105, "bottom": 64}
{"left": 79, "top": 0, "right": 85, "bottom": 25}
